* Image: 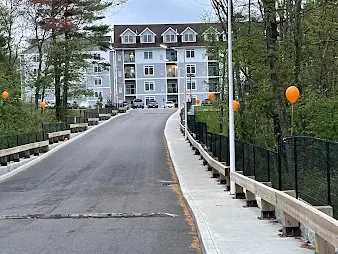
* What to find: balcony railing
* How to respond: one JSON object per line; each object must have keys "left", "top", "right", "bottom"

{"left": 208, "top": 70, "right": 219, "bottom": 76}
{"left": 125, "top": 72, "right": 135, "bottom": 78}
{"left": 167, "top": 87, "right": 178, "bottom": 93}
{"left": 167, "top": 71, "right": 177, "bottom": 78}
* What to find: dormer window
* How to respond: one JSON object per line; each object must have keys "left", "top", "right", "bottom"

{"left": 202, "top": 27, "right": 223, "bottom": 42}
{"left": 180, "top": 27, "right": 197, "bottom": 43}
{"left": 124, "top": 35, "right": 135, "bottom": 43}
{"left": 162, "top": 27, "right": 178, "bottom": 43}
{"left": 120, "top": 28, "right": 137, "bottom": 44}
{"left": 139, "top": 27, "right": 156, "bottom": 43}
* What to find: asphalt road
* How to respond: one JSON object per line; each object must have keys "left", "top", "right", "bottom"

{"left": 0, "top": 109, "right": 198, "bottom": 254}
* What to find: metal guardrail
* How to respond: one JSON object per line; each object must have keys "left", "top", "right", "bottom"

{"left": 179, "top": 120, "right": 338, "bottom": 253}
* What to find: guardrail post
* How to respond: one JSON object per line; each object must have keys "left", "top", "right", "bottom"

{"left": 282, "top": 190, "right": 300, "bottom": 236}
{"left": 260, "top": 182, "right": 276, "bottom": 219}
{"left": 246, "top": 176, "right": 258, "bottom": 207}
{"left": 314, "top": 206, "right": 335, "bottom": 254}
{"left": 234, "top": 171, "right": 246, "bottom": 199}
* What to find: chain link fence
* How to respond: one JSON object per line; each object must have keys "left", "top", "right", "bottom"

{"left": 187, "top": 116, "right": 338, "bottom": 219}
{"left": 0, "top": 132, "right": 45, "bottom": 150}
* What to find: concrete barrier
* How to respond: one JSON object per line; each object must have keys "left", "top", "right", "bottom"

{"left": 99, "top": 114, "right": 111, "bottom": 121}
{"left": 179, "top": 121, "right": 338, "bottom": 253}
{"left": 0, "top": 141, "right": 49, "bottom": 166}
{"left": 87, "top": 118, "right": 99, "bottom": 126}
{"left": 111, "top": 110, "right": 118, "bottom": 116}
{"left": 46, "top": 130, "right": 71, "bottom": 144}
{"left": 69, "top": 123, "right": 88, "bottom": 133}
{"left": 118, "top": 107, "right": 128, "bottom": 113}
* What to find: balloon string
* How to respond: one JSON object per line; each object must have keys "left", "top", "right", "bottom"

{"left": 291, "top": 103, "right": 294, "bottom": 136}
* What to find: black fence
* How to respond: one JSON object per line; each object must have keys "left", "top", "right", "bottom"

{"left": 0, "top": 132, "right": 45, "bottom": 150}
{"left": 64, "top": 116, "right": 85, "bottom": 124}
{"left": 188, "top": 116, "right": 338, "bottom": 219}
{"left": 84, "top": 109, "right": 99, "bottom": 120}
{"left": 42, "top": 122, "right": 66, "bottom": 134}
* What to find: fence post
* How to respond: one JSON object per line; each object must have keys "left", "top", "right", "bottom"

{"left": 293, "top": 137, "right": 298, "bottom": 198}
{"left": 277, "top": 133, "right": 282, "bottom": 190}
{"left": 267, "top": 150, "right": 271, "bottom": 182}
{"left": 326, "top": 141, "right": 331, "bottom": 205}
{"left": 253, "top": 144, "right": 256, "bottom": 178}
{"left": 242, "top": 142, "right": 245, "bottom": 174}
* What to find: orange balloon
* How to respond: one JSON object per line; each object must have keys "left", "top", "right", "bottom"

{"left": 40, "top": 101, "right": 46, "bottom": 108}
{"left": 182, "top": 101, "right": 185, "bottom": 104}
{"left": 208, "top": 93, "right": 215, "bottom": 100}
{"left": 233, "top": 100, "right": 239, "bottom": 112}
{"left": 196, "top": 99, "right": 201, "bottom": 104}
{"left": 2, "top": 91, "right": 8, "bottom": 99}
{"left": 286, "top": 86, "right": 300, "bottom": 104}
{"left": 109, "top": 91, "right": 113, "bottom": 95}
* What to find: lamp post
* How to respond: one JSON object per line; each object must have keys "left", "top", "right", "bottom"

{"left": 160, "top": 44, "right": 188, "bottom": 137}
{"left": 228, "top": 0, "right": 236, "bottom": 195}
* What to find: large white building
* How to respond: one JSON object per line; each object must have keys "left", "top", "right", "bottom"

{"left": 20, "top": 23, "right": 224, "bottom": 108}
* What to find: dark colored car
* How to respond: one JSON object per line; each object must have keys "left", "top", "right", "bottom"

{"left": 147, "top": 100, "right": 158, "bottom": 108}
{"left": 201, "top": 99, "right": 212, "bottom": 106}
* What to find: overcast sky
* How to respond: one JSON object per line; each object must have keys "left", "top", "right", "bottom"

{"left": 104, "top": 0, "right": 214, "bottom": 25}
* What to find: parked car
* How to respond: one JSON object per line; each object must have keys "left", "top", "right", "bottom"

{"left": 147, "top": 100, "right": 158, "bottom": 108}
{"left": 165, "top": 101, "right": 175, "bottom": 108}
{"left": 201, "top": 99, "right": 212, "bottom": 106}
{"left": 132, "top": 98, "right": 144, "bottom": 109}
{"left": 122, "top": 101, "right": 129, "bottom": 109}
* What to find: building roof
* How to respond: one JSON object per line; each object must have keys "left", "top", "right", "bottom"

{"left": 113, "top": 23, "right": 223, "bottom": 49}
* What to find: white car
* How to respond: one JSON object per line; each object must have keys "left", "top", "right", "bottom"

{"left": 165, "top": 101, "right": 175, "bottom": 108}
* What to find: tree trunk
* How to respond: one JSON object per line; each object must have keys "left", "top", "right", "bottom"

{"left": 263, "top": 0, "right": 288, "bottom": 138}
{"left": 294, "top": 0, "right": 302, "bottom": 88}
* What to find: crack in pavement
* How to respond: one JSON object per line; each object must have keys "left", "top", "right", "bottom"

{"left": 0, "top": 212, "right": 178, "bottom": 220}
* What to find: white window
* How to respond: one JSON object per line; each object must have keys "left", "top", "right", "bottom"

{"left": 144, "top": 81, "right": 155, "bottom": 91}
{"left": 94, "top": 78, "right": 102, "bottom": 86}
{"left": 144, "top": 51, "right": 153, "bottom": 59}
{"left": 143, "top": 34, "right": 153, "bottom": 43}
{"left": 124, "top": 35, "right": 135, "bottom": 43}
{"left": 187, "top": 80, "right": 196, "bottom": 90}
{"left": 94, "top": 65, "right": 102, "bottom": 73}
{"left": 186, "top": 49, "right": 195, "bottom": 58}
{"left": 117, "top": 55, "right": 122, "bottom": 61}
{"left": 186, "top": 64, "right": 196, "bottom": 77}
{"left": 94, "top": 90, "right": 102, "bottom": 98}
{"left": 93, "top": 53, "right": 100, "bottom": 60}
{"left": 184, "top": 33, "right": 195, "bottom": 42}
{"left": 165, "top": 34, "right": 176, "bottom": 43}
{"left": 144, "top": 65, "right": 154, "bottom": 75}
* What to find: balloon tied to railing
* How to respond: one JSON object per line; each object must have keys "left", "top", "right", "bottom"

{"left": 233, "top": 100, "right": 239, "bottom": 112}
{"left": 40, "top": 101, "right": 46, "bottom": 109}
{"left": 2, "top": 91, "right": 8, "bottom": 100}
{"left": 208, "top": 93, "right": 215, "bottom": 101}
{"left": 196, "top": 99, "right": 200, "bottom": 105}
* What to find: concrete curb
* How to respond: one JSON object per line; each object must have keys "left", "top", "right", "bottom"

{"left": 164, "top": 111, "right": 219, "bottom": 254}
{"left": 0, "top": 110, "right": 131, "bottom": 183}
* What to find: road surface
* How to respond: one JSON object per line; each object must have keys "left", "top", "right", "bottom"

{"left": 0, "top": 109, "right": 198, "bottom": 254}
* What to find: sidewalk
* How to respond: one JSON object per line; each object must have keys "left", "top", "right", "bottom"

{"left": 165, "top": 112, "right": 314, "bottom": 254}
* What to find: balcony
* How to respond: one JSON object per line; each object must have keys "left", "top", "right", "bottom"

{"left": 124, "top": 50, "right": 135, "bottom": 63}
{"left": 126, "top": 82, "right": 136, "bottom": 95}
{"left": 167, "top": 81, "right": 178, "bottom": 94}
{"left": 166, "top": 49, "right": 177, "bottom": 62}
{"left": 166, "top": 65, "right": 177, "bottom": 78}
{"left": 124, "top": 66, "right": 135, "bottom": 79}
{"left": 208, "top": 63, "right": 219, "bottom": 76}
